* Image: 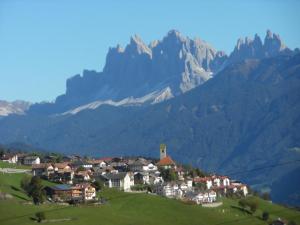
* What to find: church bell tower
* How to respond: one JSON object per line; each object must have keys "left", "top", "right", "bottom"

{"left": 160, "top": 144, "right": 167, "bottom": 160}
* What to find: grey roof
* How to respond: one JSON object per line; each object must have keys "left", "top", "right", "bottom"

{"left": 51, "top": 184, "right": 72, "bottom": 191}
{"left": 71, "top": 160, "right": 91, "bottom": 167}
{"left": 101, "top": 172, "right": 128, "bottom": 180}
{"left": 24, "top": 156, "right": 39, "bottom": 160}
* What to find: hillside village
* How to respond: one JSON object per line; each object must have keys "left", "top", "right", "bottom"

{"left": 0, "top": 144, "right": 249, "bottom": 205}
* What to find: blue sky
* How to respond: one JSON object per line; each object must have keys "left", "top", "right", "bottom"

{"left": 1, "top": 0, "right": 299, "bottom": 102}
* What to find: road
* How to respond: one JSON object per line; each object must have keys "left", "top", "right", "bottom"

{"left": 0, "top": 168, "right": 30, "bottom": 174}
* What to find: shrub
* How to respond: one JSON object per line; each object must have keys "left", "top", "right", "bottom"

{"left": 35, "top": 212, "right": 46, "bottom": 223}
{"left": 262, "top": 211, "right": 269, "bottom": 221}
{"left": 249, "top": 201, "right": 258, "bottom": 214}
{"left": 261, "top": 192, "right": 271, "bottom": 201}
{"left": 288, "top": 221, "right": 297, "bottom": 225}
{"left": 238, "top": 199, "right": 246, "bottom": 209}
{"left": 93, "top": 180, "right": 104, "bottom": 191}
{"left": 21, "top": 176, "right": 46, "bottom": 204}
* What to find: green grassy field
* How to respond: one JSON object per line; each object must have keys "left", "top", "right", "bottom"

{"left": 0, "top": 161, "right": 31, "bottom": 169}
{"left": 0, "top": 172, "right": 299, "bottom": 225}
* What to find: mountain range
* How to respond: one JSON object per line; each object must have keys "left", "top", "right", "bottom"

{"left": 0, "top": 100, "right": 31, "bottom": 117}
{"left": 0, "top": 30, "right": 299, "bottom": 206}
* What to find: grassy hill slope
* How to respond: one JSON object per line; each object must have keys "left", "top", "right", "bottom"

{"left": 0, "top": 173, "right": 299, "bottom": 225}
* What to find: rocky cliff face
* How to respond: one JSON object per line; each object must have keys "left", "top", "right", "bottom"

{"left": 0, "top": 100, "right": 31, "bottom": 117}
{"left": 225, "top": 30, "right": 292, "bottom": 67}
{"left": 28, "top": 30, "right": 226, "bottom": 115}
{"left": 28, "top": 30, "right": 295, "bottom": 116}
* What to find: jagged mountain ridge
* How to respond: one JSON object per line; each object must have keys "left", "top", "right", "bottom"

{"left": 29, "top": 30, "right": 225, "bottom": 115}
{"left": 28, "top": 30, "right": 293, "bottom": 116}
{"left": 0, "top": 100, "right": 31, "bottom": 117}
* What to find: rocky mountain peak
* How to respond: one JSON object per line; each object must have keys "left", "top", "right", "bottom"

{"left": 126, "top": 34, "right": 152, "bottom": 56}
{"left": 226, "top": 30, "right": 291, "bottom": 66}
{"left": 0, "top": 100, "right": 31, "bottom": 116}
{"left": 264, "top": 29, "right": 287, "bottom": 56}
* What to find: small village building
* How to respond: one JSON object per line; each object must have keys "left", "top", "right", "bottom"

{"left": 154, "top": 182, "right": 191, "bottom": 199}
{"left": 100, "top": 172, "right": 133, "bottom": 191}
{"left": 186, "top": 190, "right": 217, "bottom": 204}
{"left": 49, "top": 171, "right": 74, "bottom": 184}
{"left": 47, "top": 183, "right": 96, "bottom": 202}
{"left": 32, "top": 163, "right": 54, "bottom": 176}
{"left": 143, "top": 163, "right": 158, "bottom": 172}
{"left": 71, "top": 160, "right": 93, "bottom": 169}
{"left": 1, "top": 153, "right": 18, "bottom": 164}
{"left": 74, "top": 183, "right": 96, "bottom": 200}
{"left": 149, "top": 174, "right": 164, "bottom": 185}
{"left": 221, "top": 176, "right": 230, "bottom": 186}
{"left": 193, "top": 177, "right": 213, "bottom": 189}
{"left": 46, "top": 184, "right": 73, "bottom": 201}
{"left": 186, "top": 179, "right": 193, "bottom": 188}
{"left": 175, "top": 166, "right": 185, "bottom": 180}
{"left": 87, "top": 159, "right": 107, "bottom": 168}
{"left": 212, "top": 176, "right": 221, "bottom": 187}
{"left": 23, "top": 156, "right": 40, "bottom": 165}
{"left": 128, "top": 158, "right": 148, "bottom": 172}
{"left": 134, "top": 172, "right": 149, "bottom": 184}
{"left": 73, "top": 169, "right": 92, "bottom": 183}
{"left": 53, "top": 163, "right": 72, "bottom": 173}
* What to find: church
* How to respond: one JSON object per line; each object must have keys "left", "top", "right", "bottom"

{"left": 156, "top": 144, "right": 177, "bottom": 169}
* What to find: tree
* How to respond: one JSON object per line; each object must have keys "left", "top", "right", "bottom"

{"left": 261, "top": 192, "right": 271, "bottom": 201}
{"left": 20, "top": 175, "right": 31, "bottom": 193}
{"left": 93, "top": 180, "right": 104, "bottom": 191}
{"left": 238, "top": 199, "right": 246, "bottom": 210}
{"left": 249, "top": 201, "right": 258, "bottom": 214}
{"left": 159, "top": 168, "right": 178, "bottom": 182}
{"left": 35, "top": 212, "right": 46, "bottom": 223}
{"left": 21, "top": 176, "right": 46, "bottom": 204}
{"left": 262, "top": 211, "right": 269, "bottom": 221}
{"left": 76, "top": 166, "right": 85, "bottom": 172}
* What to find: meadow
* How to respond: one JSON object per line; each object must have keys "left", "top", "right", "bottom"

{"left": 0, "top": 172, "right": 299, "bottom": 225}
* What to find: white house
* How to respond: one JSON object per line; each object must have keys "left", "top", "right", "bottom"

{"left": 23, "top": 156, "right": 40, "bottom": 165}
{"left": 101, "top": 172, "right": 133, "bottom": 192}
{"left": 74, "top": 183, "right": 96, "bottom": 200}
{"left": 222, "top": 176, "right": 230, "bottom": 186}
{"left": 186, "top": 179, "right": 193, "bottom": 189}
{"left": 193, "top": 177, "right": 213, "bottom": 189}
{"left": 187, "top": 190, "right": 217, "bottom": 204}
{"left": 155, "top": 182, "right": 191, "bottom": 199}
{"left": 143, "top": 163, "right": 158, "bottom": 172}
{"left": 134, "top": 172, "right": 150, "bottom": 184}
{"left": 212, "top": 177, "right": 221, "bottom": 187}
{"left": 1, "top": 153, "right": 18, "bottom": 164}
{"left": 32, "top": 163, "right": 54, "bottom": 176}
{"left": 149, "top": 174, "right": 164, "bottom": 185}
{"left": 88, "top": 160, "right": 107, "bottom": 168}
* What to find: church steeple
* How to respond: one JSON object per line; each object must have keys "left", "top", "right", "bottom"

{"left": 160, "top": 144, "right": 167, "bottom": 160}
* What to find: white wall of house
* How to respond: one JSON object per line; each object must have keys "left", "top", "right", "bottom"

{"left": 123, "top": 174, "right": 132, "bottom": 191}
{"left": 213, "top": 178, "right": 221, "bottom": 187}
{"left": 206, "top": 180, "right": 213, "bottom": 189}
{"left": 222, "top": 178, "right": 230, "bottom": 186}
{"left": 83, "top": 187, "right": 96, "bottom": 200}
{"left": 187, "top": 180, "right": 193, "bottom": 188}
{"left": 24, "top": 157, "right": 40, "bottom": 165}
{"left": 143, "top": 163, "right": 158, "bottom": 172}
